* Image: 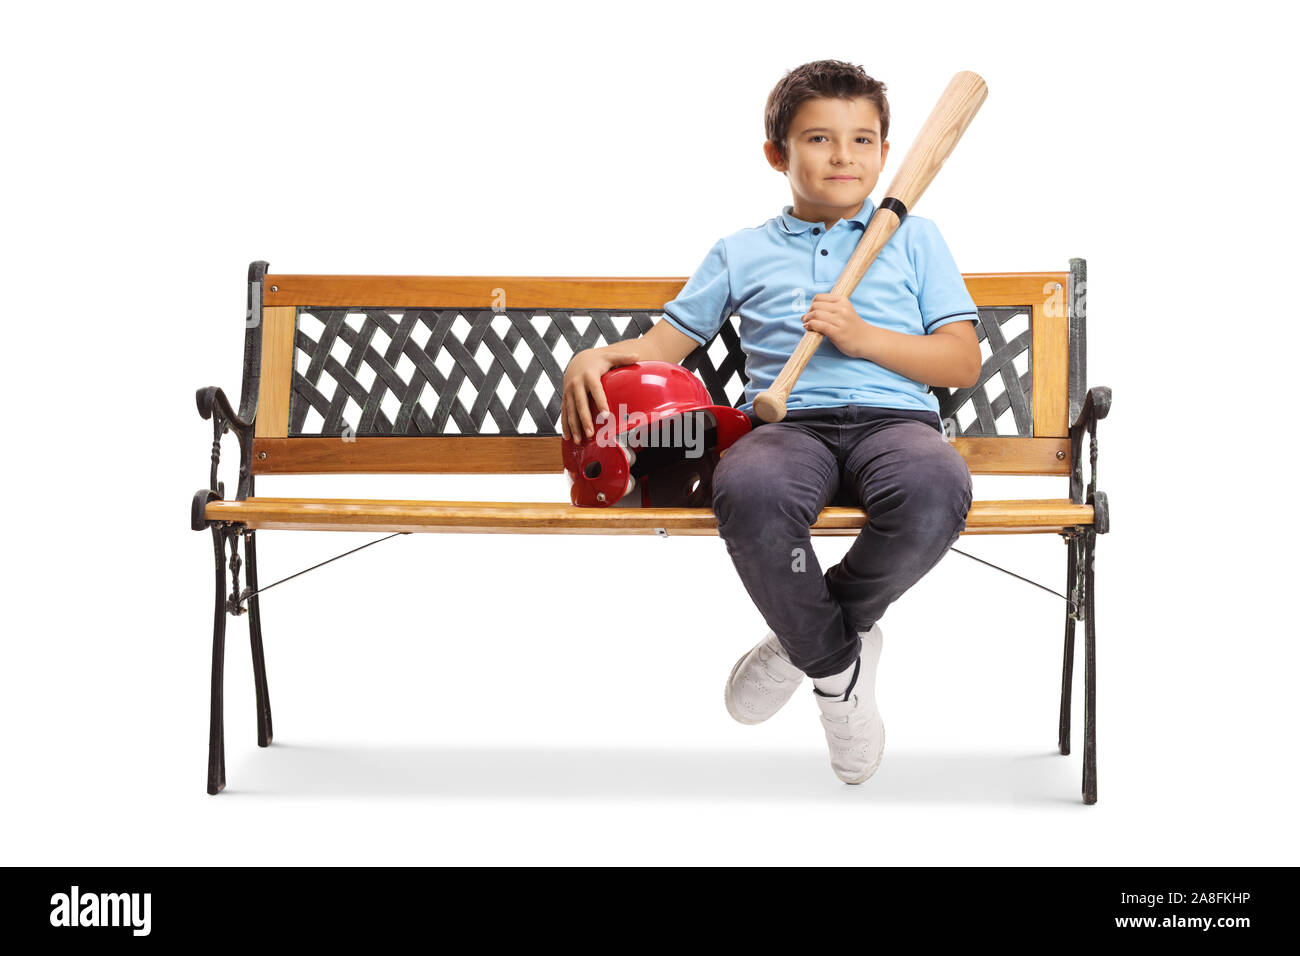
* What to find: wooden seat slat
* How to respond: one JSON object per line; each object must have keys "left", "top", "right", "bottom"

{"left": 204, "top": 497, "right": 1093, "bottom": 536}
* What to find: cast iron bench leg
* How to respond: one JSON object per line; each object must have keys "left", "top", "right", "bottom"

{"left": 244, "top": 529, "right": 274, "bottom": 747}
{"left": 207, "top": 525, "right": 228, "bottom": 795}
{"left": 1058, "top": 534, "right": 1077, "bottom": 756}
{"left": 1082, "top": 529, "right": 1098, "bottom": 805}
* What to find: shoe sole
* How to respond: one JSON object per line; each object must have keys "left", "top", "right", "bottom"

{"left": 838, "top": 718, "right": 886, "bottom": 785}
{"left": 724, "top": 647, "right": 799, "bottom": 725}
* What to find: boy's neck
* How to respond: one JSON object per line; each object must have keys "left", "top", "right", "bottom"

{"left": 789, "top": 196, "right": 871, "bottom": 232}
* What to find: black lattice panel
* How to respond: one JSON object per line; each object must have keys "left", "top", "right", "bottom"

{"left": 289, "top": 304, "right": 1030, "bottom": 439}
{"left": 680, "top": 315, "right": 748, "bottom": 408}
{"left": 289, "top": 308, "right": 750, "bottom": 437}
{"left": 934, "top": 306, "right": 1034, "bottom": 437}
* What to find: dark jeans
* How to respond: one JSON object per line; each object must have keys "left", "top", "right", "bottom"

{"left": 712, "top": 404, "right": 973, "bottom": 679}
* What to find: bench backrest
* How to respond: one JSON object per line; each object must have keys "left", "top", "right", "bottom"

{"left": 234, "top": 260, "right": 1086, "bottom": 480}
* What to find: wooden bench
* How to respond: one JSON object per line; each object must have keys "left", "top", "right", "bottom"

{"left": 193, "top": 259, "right": 1111, "bottom": 801}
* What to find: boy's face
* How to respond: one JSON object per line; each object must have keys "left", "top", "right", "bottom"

{"left": 765, "top": 96, "right": 889, "bottom": 231}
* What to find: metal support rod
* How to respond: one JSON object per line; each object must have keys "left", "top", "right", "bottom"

{"left": 949, "top": 543, "right": 1080, "bottom": 616}
{"left": 232, "top": 530, "right": 411, "bottom": 608}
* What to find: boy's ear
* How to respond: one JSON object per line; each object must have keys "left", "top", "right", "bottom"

{"left": 763, "top": 139, "right": 788, "bottom": 173}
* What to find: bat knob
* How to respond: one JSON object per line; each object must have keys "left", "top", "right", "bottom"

{"left": 753, "top": 391, "right": 786, "bottom": 423}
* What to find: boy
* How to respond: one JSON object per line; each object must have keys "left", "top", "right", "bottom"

{"left": 561, "top": 60, "right": 980, "bottom": 785}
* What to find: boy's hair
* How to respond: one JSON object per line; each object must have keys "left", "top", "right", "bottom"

{"left": 764, "top": 59, "right": 890, "bottom": 164}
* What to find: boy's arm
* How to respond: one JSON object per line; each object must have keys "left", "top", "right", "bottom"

{"left": 562, "top": 240, "right": 725, "bottom": 440}
{"left": 802, "top": 297, "right": 981, "bottom": 388}
{"left": 563, "top": 320, "right": 701, "bottom": 440}
{"left": 858, "top": 319, "right": 981, "bottom": 388}
{"left": 592, "top": 318, "right": 700, "bottom": 367}
{"left": 859, "top": 217, "right": 982, "bottom": 387}
{"left": 589, "top": 234, "right": 729, "bottom": 367}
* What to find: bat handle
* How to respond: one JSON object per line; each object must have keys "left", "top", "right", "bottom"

{"left": 753, "top": 329, "right": 825, "bottom": 422}
{"left": 751, "top": 390, "right": 787, "bottom": 423}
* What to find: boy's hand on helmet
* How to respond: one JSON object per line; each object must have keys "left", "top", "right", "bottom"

{"left": 562, "top": 349, "right": 640, "bottom": 442}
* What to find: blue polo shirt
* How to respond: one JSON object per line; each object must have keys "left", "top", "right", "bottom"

{"left": 661, "top": 197, "right": 979, "bottom": 424}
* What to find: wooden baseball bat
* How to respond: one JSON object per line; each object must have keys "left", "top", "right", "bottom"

{"left": 752, "top": 70, "right": 988, "bottom": 423}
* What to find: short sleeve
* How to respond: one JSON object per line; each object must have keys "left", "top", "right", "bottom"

{"left": 911, "top": 218, "right": 978, "bottom": 333}
{"left": 661, "top": 238, "right": 733, "bottom": 347}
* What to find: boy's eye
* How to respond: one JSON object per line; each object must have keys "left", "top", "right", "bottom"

{"left": 809, "top": 135, "right": 873, "bottom": 144}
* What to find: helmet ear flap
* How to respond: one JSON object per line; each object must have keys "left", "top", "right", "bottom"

{"left": 564, "top": 439, "right": 633, "bottom": 507}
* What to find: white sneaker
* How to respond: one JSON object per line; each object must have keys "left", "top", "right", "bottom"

{"left": 813, "top": 624, "right": 885, "bottom": 784}
{"left": 725, "top": 630, "right": 805, "bottom": 725}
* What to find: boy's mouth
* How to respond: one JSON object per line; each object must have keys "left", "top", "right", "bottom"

{"left": 827, "top": 176, "right": 858, "bottom": 182}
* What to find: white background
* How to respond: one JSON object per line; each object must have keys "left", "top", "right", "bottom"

{"left": 3, "top": 0, "right": 1296, "bottom": 865}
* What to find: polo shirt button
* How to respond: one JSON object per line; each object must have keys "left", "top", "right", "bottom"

{"left": 820, "top": 249, "right": 828, "bottom": 256}
{"left": 812, "top": 228, "right": 820, "bottom": 235}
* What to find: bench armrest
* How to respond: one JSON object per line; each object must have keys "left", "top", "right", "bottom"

{"left": 196, "top": 385, "right": 253, "bottom": 433}
{"left": 192, "top": 385, "right": 255, "bottom": 530}
{"left": 1069, "top": 385, "right": 1111, "bottom": 531}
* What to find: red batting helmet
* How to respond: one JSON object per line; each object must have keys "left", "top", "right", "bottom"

{"left": 561, "top": 361, "right": 752, "bottom": 508}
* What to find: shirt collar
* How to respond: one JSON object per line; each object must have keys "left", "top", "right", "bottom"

{"left": 779, "top": 197, "right": 875, "bottom": 235}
